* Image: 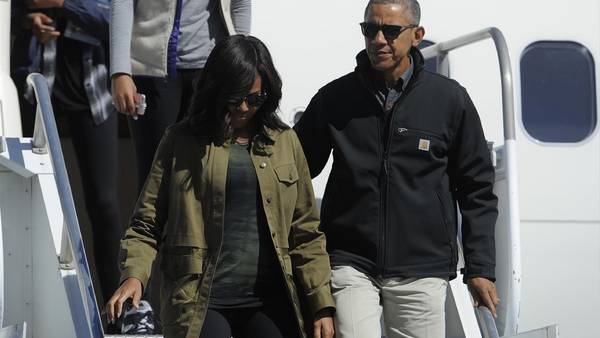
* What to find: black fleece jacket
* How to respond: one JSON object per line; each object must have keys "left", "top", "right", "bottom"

{"left": 294, "top": 47, "right": 498, "bottom": 281}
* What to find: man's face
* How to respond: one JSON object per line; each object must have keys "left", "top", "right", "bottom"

{"left": 364, "top": 4, "right": 424, "bottom": 75}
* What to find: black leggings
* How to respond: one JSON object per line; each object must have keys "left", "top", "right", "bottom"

{"left": 130, "top": 69, "right": 201, "bottom": 191}
{"left": 200, "top": 305, "right": 299, "bottom": 338}
{"left": 63, "top": 108, "right": 121, "bottom": 303}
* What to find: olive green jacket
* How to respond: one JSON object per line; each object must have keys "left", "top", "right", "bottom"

{"left": 119, "top": 122, "right": 334, "bottom": 338}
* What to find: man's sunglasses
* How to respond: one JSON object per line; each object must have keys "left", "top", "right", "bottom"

{"left": 360, "top": 22, "right": 417, "bottom": 40}
{"left": 228, "top": 90, "right": 268, "bottom": 108}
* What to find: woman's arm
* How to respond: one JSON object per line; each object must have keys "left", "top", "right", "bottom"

{"left": 230, "top": 0, "right": 251, "bottom": 35}
{"left": 119, "top": 126, "right": 174, "bottom": 290}
{"left": 109, "top": 0, "right": 140, "bottom": 116}
{"left": 288, "top": 130, "right": 335, "bottom": 316}
{"left": 110, "top": 0, "right": 134, "bottom": 76}
{"left": 107, "top": 126, "right": 174, "bottom": 321}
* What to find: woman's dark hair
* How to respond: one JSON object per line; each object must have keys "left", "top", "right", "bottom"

{"left": 187, "top": 35, "right": 287, "bottom": 144}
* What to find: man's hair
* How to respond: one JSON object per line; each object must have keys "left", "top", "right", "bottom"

{"left": 365, "top": 0, "right": 421, "bottom": 25}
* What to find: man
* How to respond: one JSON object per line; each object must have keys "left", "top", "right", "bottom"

{"left": 294, "top": 0, "right": 499, "bottom": 337}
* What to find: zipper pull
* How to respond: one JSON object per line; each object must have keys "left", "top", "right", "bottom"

{"left": 397, "top": 127, "right": 408, "bottom": 134}
{"left": 383, "top": 158, "right": 389, "bottom": 176}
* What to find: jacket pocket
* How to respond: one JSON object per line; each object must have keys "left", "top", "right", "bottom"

{"left": 161, "top": 250, "right": 204, "bottom": 279}
{"left": 396, "top": 127, "right": 448, "bottom": 158}
{"left": 160, "top": 247, "right": 205, "bottom": 302}
{"left": 274, "top": 163, "right": 299, "bottom": 185}
{"left": 397, "top": 127, "right": 445, "bottom": 141}
{"left": 434, "top": 191, "right": 457, "bottom": 265}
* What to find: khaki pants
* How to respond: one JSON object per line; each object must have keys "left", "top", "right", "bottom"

{"left": 331, "top": 266, "right": 447, "bottom": 338}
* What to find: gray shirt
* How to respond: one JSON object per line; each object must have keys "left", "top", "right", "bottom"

{"left": 178, "top": 0, "right": 251, "bottom": 68}
{"left": 110, "top": 0, "right": 251, "bottom": 76}
{"left": 375, "top": 56, "right": 414, "bottom": 113}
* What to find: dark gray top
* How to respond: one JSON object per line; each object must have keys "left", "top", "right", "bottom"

{"left": 209, "top": 143, "right": 279, "bottom": 308}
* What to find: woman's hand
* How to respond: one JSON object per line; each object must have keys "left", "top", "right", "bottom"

{"left": 111, "top": 73, "right": 140, "bottom": 117}
{"left": 106, "top": 277, "right": 142, "bottom": 323}
{"left": 313, "top": 308, "right": 335, "bottom": 338}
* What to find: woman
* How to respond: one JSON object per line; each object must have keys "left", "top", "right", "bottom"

{"left": 106, "top": 35, "right": 335, "bottom": 338}
{"left": 110, "top": 0, "right": 251, "bottom": 191}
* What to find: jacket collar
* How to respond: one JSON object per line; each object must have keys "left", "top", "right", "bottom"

{"left": 225, "top": 128, "right": 279, "bottom": 157}
{"left": 250, "top": 130, "right": 276, "bottom": 157}
{"left": 355, "top": 46, "right": 426, "bottom": 88}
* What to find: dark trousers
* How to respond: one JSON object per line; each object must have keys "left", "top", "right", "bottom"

{"left": 18, "top": 90, "right": 121, "bottom": 304}
{"left": 201, "top": 302, "right": 299, "bottom": 338}
{"left": 130, "top": 69, "right": 202, "bottom": 191}
{"left": 63, "top": 108, "right": 121, "bottom": 303}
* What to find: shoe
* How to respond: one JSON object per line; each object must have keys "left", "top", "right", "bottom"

{"left": 104, "top": 321, "right": 120, "bottom": 335}
{"left": 118, "top": 300, "right": 156, "bottom": 334}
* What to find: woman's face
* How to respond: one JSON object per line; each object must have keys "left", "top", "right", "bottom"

{"left": 227, "top": 75, "right": 264, "bottom": 131}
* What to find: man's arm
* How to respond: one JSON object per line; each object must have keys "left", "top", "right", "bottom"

{"left": 449, "top": 88, "right": 500, "bottom": 313}
{"left": 293, "top": 91, "right": 333, "bottom": 178}
{"left": 230, "top": 0, "right": 251, "bottom": 35}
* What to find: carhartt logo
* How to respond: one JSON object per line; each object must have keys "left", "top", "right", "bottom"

{"left": 418, "top": 139, "right": 430, "bottom": 151}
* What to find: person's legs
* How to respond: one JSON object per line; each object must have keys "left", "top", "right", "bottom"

{"left": 177, "top": 68, "right": 203, "bottom": 121}
{"left": 129, "top": 75, "right": 183, "bottom": 191}
{"left": 239, "top": 311, "right": 287, "bottom": 338}
{"left": 246, "top": 297, "right": 299, "bottom": 338}
{"left": 200, "top": 309, "right": 233, "bottom": 338}
{"left": 216, "top": 304, "right": 295, "bottom": 338}
{"left": 65, "top": 109, "right": 121, "bottom": 302}
{"left": 12, "top": 72, "right": 36, "bottom": 137}
{"left": 331, "top": 266, "right": 383, "bottom": 338}
{"left": 381, "top": 277, "right": 448, "bottom": 338}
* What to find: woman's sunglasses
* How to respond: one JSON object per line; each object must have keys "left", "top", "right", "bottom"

{"left": 228, "top": 90, "right": 268, "bottom": 108}
{"left": 360, "top": 22, "right": 417, "bottom": 40}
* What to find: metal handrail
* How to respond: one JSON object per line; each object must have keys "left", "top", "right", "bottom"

{"left": 476, "top": 307, "right": 501, "bottom": 338}
{"left": 26, "top": 73, "right": 104, "bottom": 338}
{"left": 421, "top": 27, "right": 516, "bottom": 141}
{"left": 421, "top": 27, "right": 520, "bottom": 337}
{"left": 0, "top": 100, "right": 6, "bottom": 153}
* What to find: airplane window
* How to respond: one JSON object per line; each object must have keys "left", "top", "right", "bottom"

{"left": 521, "top": 41, "right": 597, "bottom": 143}
{"left": 419, "top": 40, "right": 438, "bottom": 73}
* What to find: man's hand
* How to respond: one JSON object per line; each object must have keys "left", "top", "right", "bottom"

{"left": 26, "top": 0, "right": 65, "bottom": 9}
{"left": 467, "top": 277, "right": 500, "bottom": 317}
{"left": 111, "top": 74, "right": 141, "bottom": 117}
{"left": 24, "top": 13, "right": 60, "bottom": 43}
{"left": 313, "top": 308, "right": 335, "bottom": 338}
{"left": 106, "top": 277, "right": 142, "bottom": 324}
